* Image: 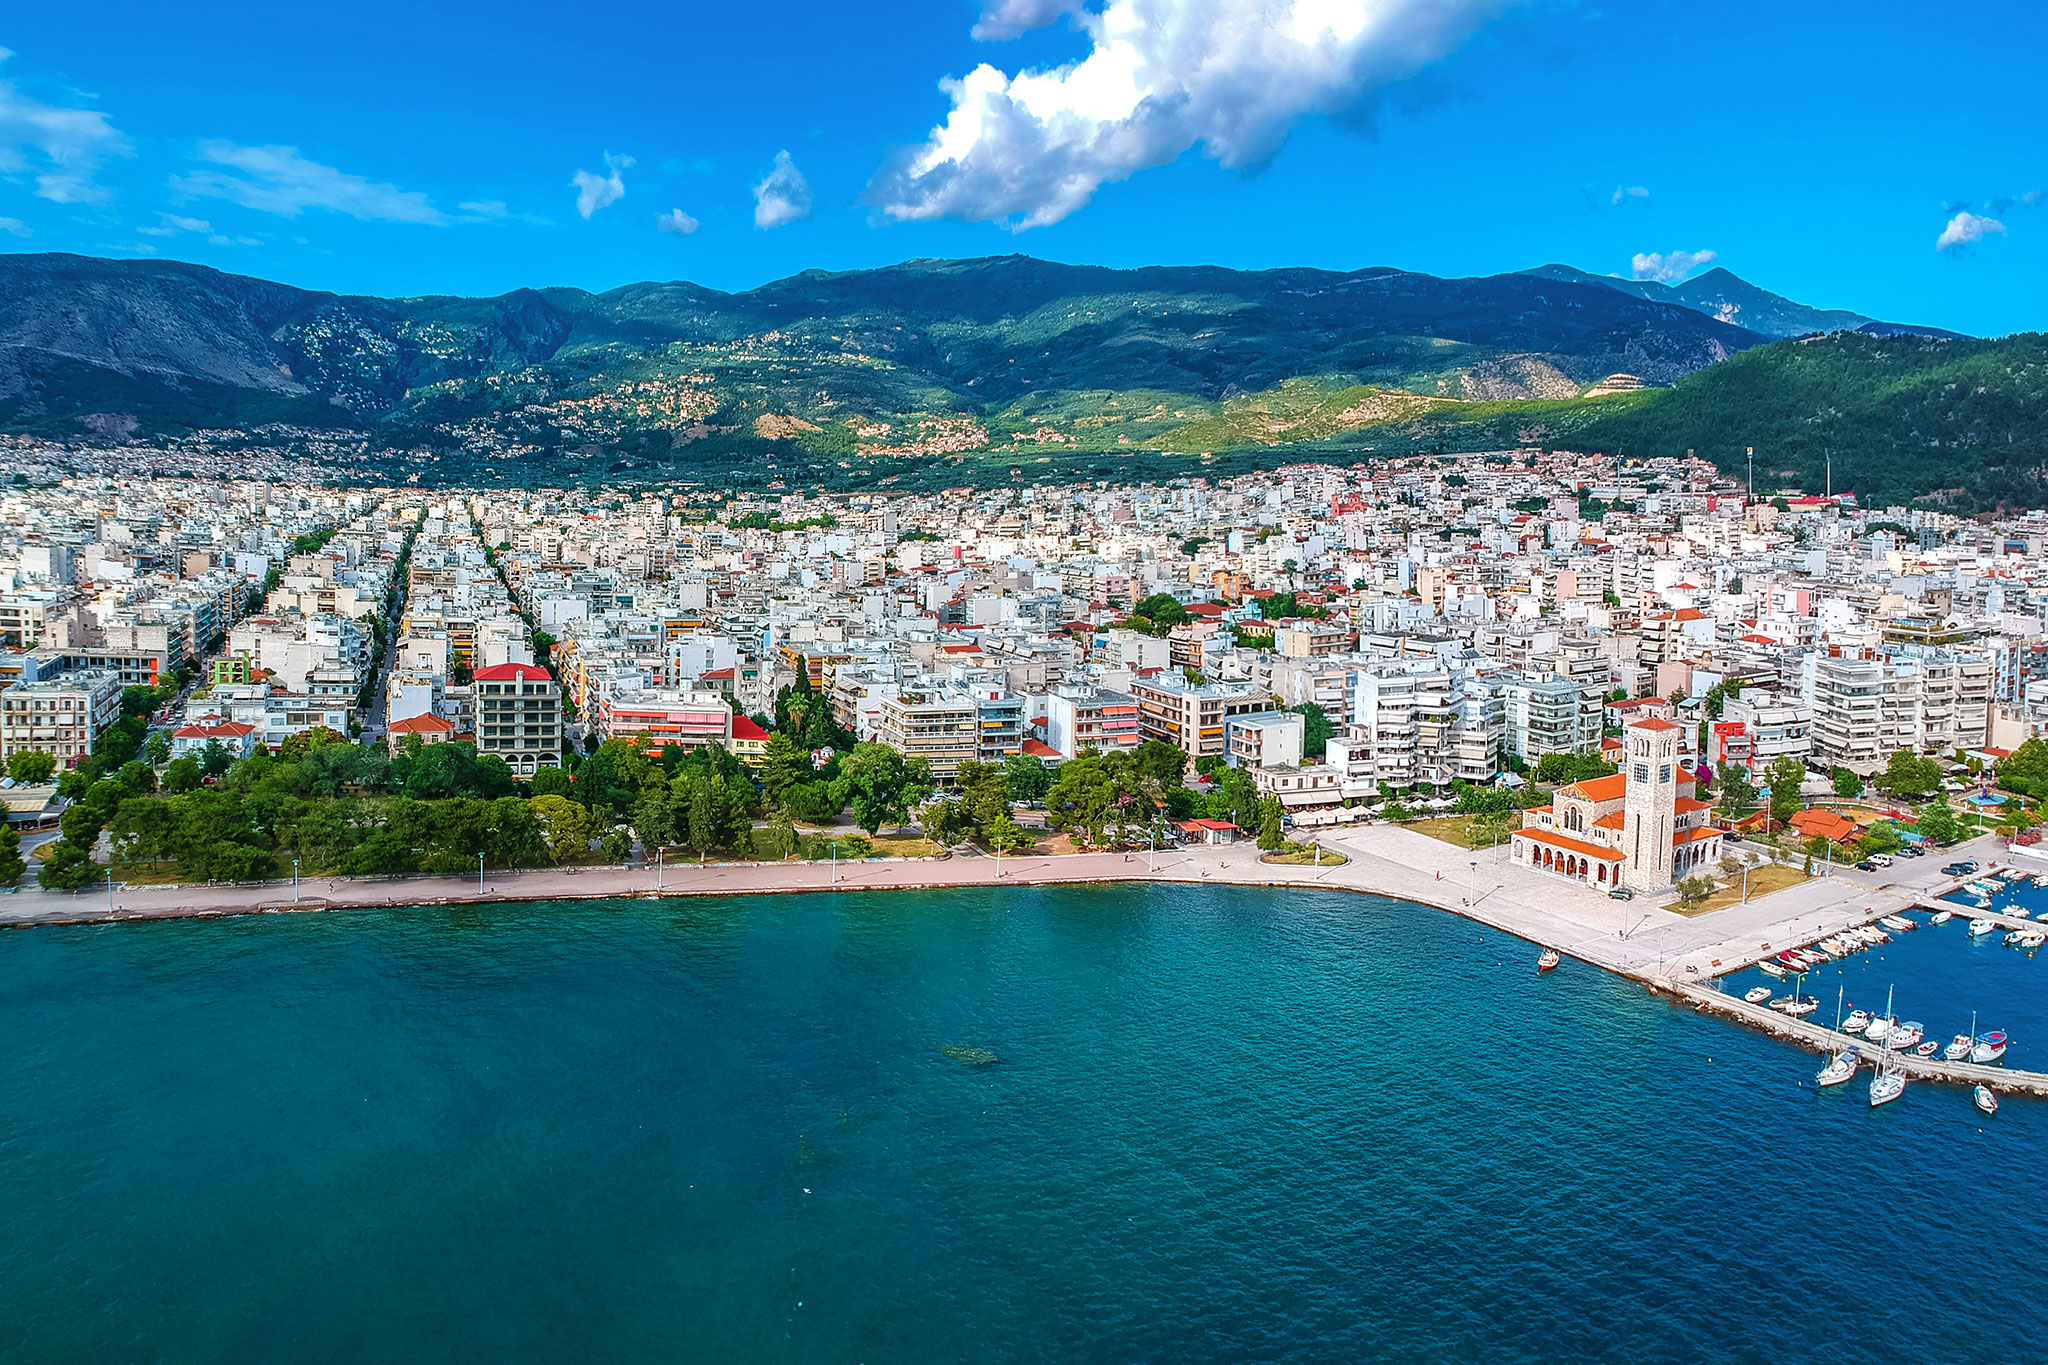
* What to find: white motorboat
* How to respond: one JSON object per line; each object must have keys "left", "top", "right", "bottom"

{"left": 1870, "top": 1052, "right": 1906, "bottom": 1108}
{"left": 1744, "top": 986, "right": 1773, "bottom": 1004}
{"left": 1759, "top": 960, "right": 1789, "bottom": 979}
{"left": 1817, "top": 1052, "right": 1858, "bottom": 1087}
{"left": 2007, "top": 907, "right": 2035, "bottom": 921}
{"left": 2034, "top": 874, "right": 2048, "bottom": 889}
{"left": 1782, "top": 996, "right": 1820, "bottom": 1018}
{"left": 1971, "top": 1031, "right": 2009, "bottom": 1064}
{"left": 1885, "top": 1020, "right": 1925, "bottom": 1051}
{"left": 1879, "top": 915, "right": 1917, "bottom": 932}
{"left": 2021, "top": 931, "right": 2047, "bottom": 948}
{"left": 1864, "top": 985, "right": 1897, "bottom": 1043}
{"left": 1975, "top": 1085, "right": 1999, "bottom": 1116}
{"left": 1945, "top": 1034, "right": 1976, "bottom": 1062}
{"left": 1537, "top": 949, "right": 1561, "bottom": 971}
{"left": 1930, "top": 909, "right": 1953, "bottom": 926}
{"left": 1843, "top": 1009, "right": 1873, "bottom": 1033}
{"left": 1968, "top": 918, "right": 1998, "bottom": 937}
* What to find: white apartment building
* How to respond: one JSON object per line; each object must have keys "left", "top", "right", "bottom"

{"left": 0, "top": 668, "right": 121, "bottom": 769}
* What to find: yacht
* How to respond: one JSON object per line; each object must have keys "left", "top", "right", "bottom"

{"left": 1975, "top": 1085, "right": 1999, "bottom": 1116}
{"left": 1863, "top": 1014, "right": 1896, "bottom": 1042}
{"left": 1968, "top": 918, "right": 1998, "bottom": 937}
{"left": 1945, "top": 1033, "right": 1976, "bottom": 1062}
{"left": 1744, "top": 985, "right": 1773, "bottom": 1004}
{"left": 1817, "top": 1051, "right": 1858, "bottom": 1087}
{"left": 1843, "top": 1009, "right": 1873, "bottom": 1034}
{"left": 1972, "top": 1032, "right": 2010, "bottom": 1064}
{"left": 1537, "top": 949, "right": 1561, "bottom": 972}
{"left": 2021, "top": 930, "right": 2047, "bottom": 949}
{"left": 1885, "top": 1020, "right": 1925, "bottom": 1051}
{"left": 1781, "top": 996, "right": 1820, "bottom": 1018}
{"left": 1870, "top": 1052, "right": 1907, "bottom": 1107}
{"left": 1930, "top": 909, "right": 1954, "bottom": 926}
{"left": 1759, "top": 960, "right": 1789, "bottom": 979}
{"left": 1879, "top": 915, "right": 1917, "bottom": 932}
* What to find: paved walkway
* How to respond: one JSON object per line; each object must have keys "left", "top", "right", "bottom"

{"left": 3, "top": 827, "right": 2011, "bottom": 992}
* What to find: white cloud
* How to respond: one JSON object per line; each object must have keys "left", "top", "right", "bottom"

{"left": 868, "top": 0, "right": 1507, "bottom": 229}
{"left": 1631, "top": 248, "right": 1716, "bottom": 283}
{"left": 1612, "top": 184, "right": 1648, "bottom": 205}
{"left": 0, "top": 49, "right": 131, "bottom": 204}
{"left": 137, "top": 212, "right": 212, "bottom": 236}
{"left": 753, "top": 150, "right": 812, "bottom": 229}
{"left": 0, "top": 216, "right": 30, "bottom": 237}
{"left": 205, "top": 232, "right": 262, "bottom": 246}
{"left": 173, "top": 142, "right": 447, "bottom": 223}
{"left": 571, "top": 152, "right": 632, "bottom": 219}
{"left": 459, "top": 199, "right": 508, "bottom": 218}
{"left": 654, "top": 207, "right": 699, "bottom": 236}
{"left": 1936, "top": 211, "right": 2005, "bottom": 252}
{"left": 972, "top": 0, "right": 1083, "bottom": 41}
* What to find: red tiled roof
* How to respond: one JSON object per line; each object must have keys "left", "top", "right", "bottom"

{"left": 174, "top": 720, "right": 255, "bottom": 739}
{"left": 730, "top": 717, "right": 769, "bottom": 742}
{"left": 1513, "top": 827, "right": 1622, "bottom": 861}
{"left": 473, "top": 663, "right": 552, "bottom": 682}
{"left": 1020, "top": 738, "right": 1061, "bottom": 758}
{"left": 1629, "top": 717, "right": 1682, "bottom": 732}
{"left": 1564, "top": 773, "right": 1629, "bottom": 802}
{"left": 388, "top": 713, "right": 455, "bottom": 734}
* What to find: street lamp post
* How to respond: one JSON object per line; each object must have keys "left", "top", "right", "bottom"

{"left": 831, "top": 837, "right": 839, "bottom": 885}
{"left": 477, "top": 852, "right": 485, "bottom": 894}
{"left": 293, "top": 857, "right": 300, "bottom": 904}
{"left": 106, "top": 869, "right": 114, "bottom": 915}
{"left": 656, "top": 846, "right": 665, "bottom": 892}
{"left": 1468, "top": 859, "right": 1477, "bottom": 906}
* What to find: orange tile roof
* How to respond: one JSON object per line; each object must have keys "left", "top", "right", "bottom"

{"left": 1629, "top": 717, "right": 1682, "bottom": 732}
{"left": 1564, "top": 773, "right": 1629, "bottom": 802}
{"left": 1514, "top": 827, "right": 1622, "bottom": 861}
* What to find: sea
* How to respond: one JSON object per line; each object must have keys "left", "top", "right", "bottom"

{"left": 1, "top": 885, "right": 2040, "bottom": 1364}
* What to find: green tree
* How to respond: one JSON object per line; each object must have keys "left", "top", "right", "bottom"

{"left": 37, "top": 837, "right": 101, "bottom": 891}
{"left": 1716, "top": 767, "right": 1757, "bottom": 821}
{"left": 528, "top": 794, "right": 594, "bottom": 863}
{"left": 0, "top": 826, "right": 24, "bottom": 887}
{"left": 1292, "top": 702, "right": 1334, "bottom": 760}
{"left": 1534, "top": 751, "right": 1617, "bottom": 785}
{"left": 1879, "top": 747, "right": 1943, "bottom": 799}
{"left": 760, "top": 730, "right": 812, "bottom": 810}
{"left": 144, "top": 732, "right": 171, "bottom": 766}
{"left": 1003, "top": 753, "right": 1054, "bottom": 804}
{"left": 840, "top": 742, "right": 933, "bottom": 835}
{"left": 1675, "top": 875, "right": 1716, "bottom": 909}
{"left": 1257, "top": 803, "right": 1284, "bottom": 851}
{"left": 687, "top": 781, "right": 718, "bottom": 858}
{"left": 529, "top": 765, "right": 575, "bottom": 799}
{"left": 7, "top": 750, "right": 57, "bottom": 785}
{"left": 1915, "top": 796, "right": 1962, "bottom": 846}
{"left": 1764, "top": 755, "right": 1808, "bottom": 824}
{"left": 1832, "top": 766, "right": 1865, "bottom": 799}
{"left": 1996, "top": 736, "right": 2048, "bottom": 797}
{"left": 198, "top": 740, "right": 236, "bottom": 779}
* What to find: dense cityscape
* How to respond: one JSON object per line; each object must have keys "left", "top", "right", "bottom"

{"left": 4, "top": 443, "right": 2045, "bottom": 909}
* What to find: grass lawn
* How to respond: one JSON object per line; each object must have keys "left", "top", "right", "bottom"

{"left": 1664, "top": 862, "right": 1810, "bottom": 915}
{"left": 1260, "top": 847, "right": 1350, "bottom": 867}
{"left": 1402, "top": 815, "right": 1516, "bottom": 852}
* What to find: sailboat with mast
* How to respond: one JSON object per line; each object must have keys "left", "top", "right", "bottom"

{"left": 1817, "top": 983, "right": 1857, "bottom": 1088}
{"left": 1868, "top": 985, "right": 1905, "bottom": 1106}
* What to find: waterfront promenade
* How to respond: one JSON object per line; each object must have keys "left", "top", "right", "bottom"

{"left": 3, "top": 825, "right": 2008, "bottom": 989}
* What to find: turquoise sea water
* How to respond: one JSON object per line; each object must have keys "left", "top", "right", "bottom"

{"left": 1, "top": 886, "right": 2041, "bottom": 1363}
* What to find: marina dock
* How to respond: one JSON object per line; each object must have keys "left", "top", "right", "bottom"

{"left": 1677, "top": 983, "right": 2048, "bottom": 1096}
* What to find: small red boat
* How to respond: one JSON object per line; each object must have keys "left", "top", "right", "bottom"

{"left": 1537, "top": 949, "right": 1561, "bottom": 971}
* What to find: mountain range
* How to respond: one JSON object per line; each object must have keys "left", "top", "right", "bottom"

{"left": 0, "top": 250, "right": 2036, "bottom": 508}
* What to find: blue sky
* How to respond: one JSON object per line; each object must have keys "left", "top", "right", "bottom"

{"left": 1, "top": 0, "right": 2042, "bottom": 335}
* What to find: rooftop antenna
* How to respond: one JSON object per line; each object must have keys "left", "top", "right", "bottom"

{"left": 1745, "top": 446, "right": 1754, "bottom": 503}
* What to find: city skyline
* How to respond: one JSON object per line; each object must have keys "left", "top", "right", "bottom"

{"left": 0, "top": 1, "right": 2042, "bottom": 334}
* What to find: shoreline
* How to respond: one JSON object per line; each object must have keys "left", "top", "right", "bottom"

{"left": 11, "top": 825, "right": 2035, "bottom": 1095}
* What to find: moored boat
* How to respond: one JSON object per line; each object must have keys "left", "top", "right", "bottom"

{"left": 1817, "top": 1051, "right": 1858, "bottom": 1087}
{"left": 1843, "top": 1009, "right": 1873, "bottom": 1033}
{"left": 1930, "top": 909, "right": 1953, "bottom": 926}
{"left": 1945, "top": 1033, "right": 1976, "bottom": 1062}
{"left": 1537, "top": 949, "right": 1561, "bottom": 971}
{"left": 1972, "top": 1031, "right": 2010, "bottom": 1064}
{"left": 1975, "top": 1085, "right": 1999, "bottom": 1116}
{"left": 1870, "top": 1052, "right": 1906, "bottom": 1107}
{"left": 1885, "top": 1020, "right": 1925, "bottom": 1051}
{"left": 1759, "top": 960, "right": 1789, "bottom": 979}
{"left": 1744, "top": 986, "right": 1773, "bottom": 1004}
{"left": 1969, "top": 918, "right": 1997, "bottom": 937}
{"left": 1879, "top": 915, "right": 1917, "bottom": 932}
{"left": 1914, "top": 1040, "right": 1939, "bottom": 1059}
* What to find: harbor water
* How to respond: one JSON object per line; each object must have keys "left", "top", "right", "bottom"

{"left": 1, "top": 886, "right": 2040, "bottom": 1363}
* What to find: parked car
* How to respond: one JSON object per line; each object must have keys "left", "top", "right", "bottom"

{"left": 1868, "top": 853, "right": 1893, "bottom": 868}
{"left": 1609, "top": 888, "right": 1633, "bottom": 901}
{"left": 1897, "top": 845, "right": 1924, "bottom": 858}
{"left": 1855, "top": 860, "right": 1878, "bottom": 872}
